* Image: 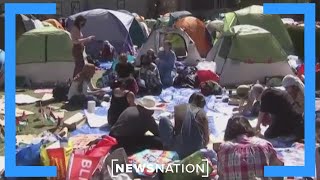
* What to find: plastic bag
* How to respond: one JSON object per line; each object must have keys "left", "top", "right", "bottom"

{"left": 67, "top": 136, "right": 118, "bottom": 180}
{"left": 40, "top": 141, "right": 73, "bottom": 180}
{"left": 16, "top": 141, "right": 43, "bottom": 166}
{"left": 85, "top": 136, "right": 117, "bottom": 158}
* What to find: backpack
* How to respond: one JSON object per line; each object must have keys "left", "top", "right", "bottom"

{"left": 200, "top": 80, "right": 222, "bottom": 96}
{"left": 52, "top": 83, "right": 70, "bottom": 101}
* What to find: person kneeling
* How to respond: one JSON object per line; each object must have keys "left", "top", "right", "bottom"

{"left": 109, "top": 96, "right": 163, "bottom": 156}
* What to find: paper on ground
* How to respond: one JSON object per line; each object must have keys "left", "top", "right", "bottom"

{"left": 84, "top": 107, "right": 108, "bottom": 128}
{"left": 15, "top": 94, "right": 39, "bottom": 104}
{"left": 34, "top": 89, "right": 53, "bottom": 94}
{"left": 0, "top": 107, "right": 34, "bottom": 117}
{"left": 41, "top": 93, "right": 54, "bottom": 101}
{"left": 0, "top": 156, "right": 4, "bottom": 174}
{"left": 64, "top": 112, "right": 85, "bottom": 125}
{"left": 16, "top": 134, "right": 37, "bottom": 145}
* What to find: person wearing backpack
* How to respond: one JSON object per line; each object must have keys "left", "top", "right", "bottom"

{"left": 159, "top": 92, "right": 210, "bottom": 159}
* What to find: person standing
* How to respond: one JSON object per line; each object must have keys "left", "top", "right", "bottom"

{"left": 70, "top": 15, "right": 95, "bottom": 78}
{"left": 157, "top": 41, "right": 176, "bottom": 88}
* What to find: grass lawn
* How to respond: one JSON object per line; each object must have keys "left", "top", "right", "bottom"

{"left": 0, "top": 70, "right": 104, "bottom": 156}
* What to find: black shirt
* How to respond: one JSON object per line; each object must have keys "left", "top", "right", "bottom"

{"left": 260, "top": 88, "right": 303, "bottom": 125}
{"left": 110, "top": 106, "right": 160, "bottom": 137}
{"left": 115, "top": 63, "right": 134, "bottom": 78}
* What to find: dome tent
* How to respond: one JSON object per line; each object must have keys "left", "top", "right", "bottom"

{"left": 43, "top": 18, "right": 64, "bottom": 29}
{"left": 66, "top": 9, "right": 135, "bottom": 58}
{"left": 117, "top": 10, "right": 148, "bottom": 48}
{"left": 223, "top": 5, "right": 294, "bottom": 55}
{"left": 16, "top": 27, "right": 74, "bottom": 85}
{"left": 206, "top": 25, "right": 294, "bottom": 86}
{"left": 137, "top": 27, "right": 202, "bottom": 67}
{"left": 174, "top": 16, "right": 213, "bottom": 58}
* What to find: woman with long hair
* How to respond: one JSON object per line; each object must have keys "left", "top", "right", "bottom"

{"left": 68, "top": 63, "right": 105, "bottom": 108}
{"left": 108, "top": 80, "right": 136, "bottom": 127}
{"left": 218, "top": 116, "right": 283, "bottom": 180}
{"left": 70, "top": 15, "right": 95, "bottom": 78}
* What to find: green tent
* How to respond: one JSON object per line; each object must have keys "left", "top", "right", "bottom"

{"left": 221, "top": 25, "right": 288, "bottom": 63}
{"left": 208, "top": 25, "right": 293, "bottom": 86}
{"left": 223, "top": 5, "right": 294, "bottom": 55}
{"left": 16, "top": 27, "right": 73, "bottom": 64}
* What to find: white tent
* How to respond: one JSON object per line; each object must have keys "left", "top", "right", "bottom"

{"left": 136, "top": 27, "right": 202, "bottom": 66}
{"left": 206, "top": 25, "right": 294, "bottom": 86}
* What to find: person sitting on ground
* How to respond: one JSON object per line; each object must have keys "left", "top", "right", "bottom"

{"left": 109, "top": 96, "right": 163, "bottom": 155}
{"left": 218, "top": 116, "right": 283, "bottom": 180}
{"left": 157, "top": 41, "right": 177, "bottom": 88}
{"left": 100, "top": 40, "right": 116, "bottom": 62}
{"left": 146, "top": 49, "right": 158, "bottom": 64}
{"left": 282, "top": 74, "right": 304, "bottom": 114}
{"left": 254, "top": 87, "right": 304, "bottom": 140}
{"left": 159, "top": 92, "right": 209, "bottom": 159}
{"left": 114, "top": 53, "right": 138, "bottom": 94}
{"left": 67, "top": 63, "right": 106, "bottom": 108}
{"left": 138, "top": 55, "right": 162, "bottom": 96}
{"left": 108, "top": 80, "right": 136, "bottom": 127}
{"left": 235, "top": 83, "right": 265, "bottom": 116}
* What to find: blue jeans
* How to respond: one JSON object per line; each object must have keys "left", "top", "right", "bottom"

{"left": 159, "top": 117, "right": 203, "bottom": 159}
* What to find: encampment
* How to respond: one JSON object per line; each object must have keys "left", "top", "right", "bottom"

{"left": 223, "top": 5, "right": 294, "bottom": 55}
{"left": 174, "top": 16, "right": 213, "bottom": 58}
{"left": 137, "top": 27, "right": 202, "bottom": 66}
{"left": 16, "top": 27, "right": 74, "bottom": 85}
{"left": 66, "top": 9, "right": 137, "bottom": 58}
{"left": 206, "top": 25, "right": 294, "bottom": 86}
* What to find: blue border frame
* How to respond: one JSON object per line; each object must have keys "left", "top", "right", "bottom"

{"left": 3, "top": 2, "right": 316, "bottom": 178}
{"left": 4, "top": 3, "right": 57, "bottom": 177}
{"left": 263, "top": 3, "right": 316, "bottom": 177}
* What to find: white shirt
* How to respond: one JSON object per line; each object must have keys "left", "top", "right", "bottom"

{"left": 67, "top": 80, "right": 89, "bottom": 100}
